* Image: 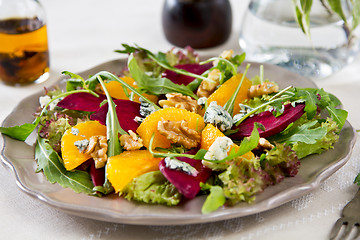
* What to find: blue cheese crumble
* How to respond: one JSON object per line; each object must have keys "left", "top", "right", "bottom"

{"left": 203, "top": 136, "right": 233, "bottom": 170}
{"left": 74, "top": 139, "right": 89, "bottom": 153}
{"left": 203, "top": 101, "right": 233, "bottom": 131}
{"left": 164, "top": 157, "right": 199, "bottom": 177}
{"left": 39, "top": 95, "right": 63, "bottom": 111}
{"left": 197, "top": 97, "right": 207, "bottom": 108}
{"left": 71, "top": 128, "right": 80, "bottom": 136}
{"left": 139, "top": 98, "right": 156, "bottom": 118}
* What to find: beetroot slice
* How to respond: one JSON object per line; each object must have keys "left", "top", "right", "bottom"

{"left": 57, "top": 92, "right": 106, "bottom": 112}
{"left": 231, "top": 103, "right": 305, "bottom": 139}
{"left": 90, "top": 161, "right": 105, "bottom": 187}
{"left": 90, "top": 99, "right": 141, "bottom": 132}
{"left": 159, "top": 154, "right": 212, "bottom": 199}
{"left": 162, "top": 63, "right": 212, "bottom": 85}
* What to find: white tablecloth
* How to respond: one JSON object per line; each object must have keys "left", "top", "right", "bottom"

{"left": 1, "top": 0, "right": 360, "bottom": 239}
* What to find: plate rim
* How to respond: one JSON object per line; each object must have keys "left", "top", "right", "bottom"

{"left": 0, "top": 58, "right": 357, "bottom": 225}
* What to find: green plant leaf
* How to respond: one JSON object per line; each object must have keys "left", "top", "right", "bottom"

{"left": 327, "top": 0, "right": 348, "bottom": 24}
{"left": 293, "top": 0, "right": 313, "bottom": 38}
{"left": 351, "top": 0, "right": 360, "bottom": 30}
{"left": 0, "top": 123, "right": 37, "bottom": 141}
{"left": 201, "top": 185, "right": 226, "bottom": 214}
{"left": 35, "top": 137, "right": 97, "bottom": 195}
{"left": 0, "top": 87, "right": 97, "bottom": 141}
{"left": 224, "top": 64, "right": 250, "bottom": 115}
{"left": 127, "top": 54, "right": 198, "bottom": 99}
{"left": 326, "top": 106, "right": 348, "bottom": 130}
{"left": 276, "top": 120, "right": 327, "bottom": 144}
{"left": 96, "top": 75, "right": 124, "bottom": 157}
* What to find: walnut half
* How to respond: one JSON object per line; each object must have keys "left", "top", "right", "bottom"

{"left": 251, "top": 137, "right": 274, "bottom": 152}
{"left": 158, "top": 93, "right": 200, "bottom": 113}
{"left": 196, "top": 69, "right": 221, "bottom": 98}
{"left": 157, "top": 120, "right": 201, "bottom": 149}
{"left": 248, "top": 82, "right": 279, "bottom": 98}
{"left": 85, "top": 135, "right": 108, "bottom": 169}
{"left": 120, "top": 130, "right": 144, "bottom": 151}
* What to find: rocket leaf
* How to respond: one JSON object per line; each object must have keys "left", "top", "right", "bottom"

{"left": 35, "top": 137, "right": 97, "bottom": 195}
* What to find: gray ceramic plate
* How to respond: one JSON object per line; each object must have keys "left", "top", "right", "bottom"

{"left": 0, "top": 59, "right": 356, "bottom": 225}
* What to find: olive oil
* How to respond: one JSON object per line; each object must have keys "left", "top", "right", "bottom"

{"left": 0, "top": 17, "right": 49, "bottom": 85}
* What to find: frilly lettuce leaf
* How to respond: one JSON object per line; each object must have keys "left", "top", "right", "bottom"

{"left": 218, "top": 157, "right": 265, "bottom": 205}
{"left": 121, "top": 171, "right": 181, "bottom": 206}
{"left": 292, "top": 118, "right": 339, "bottom": 159}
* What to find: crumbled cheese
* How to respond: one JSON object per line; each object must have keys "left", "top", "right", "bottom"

{"left": 134, "top": 116, "right": 145, "bottom": 123}
{"left": 38, "top": 95, "right": 63, "bottom": 111}
{"left": 74, "top": 139, "right": 89, "bottom": 153}
{"left": 139, "top": 98, "right": 156, "bottom": 118}
{"left": 39, "top": 95, "right": 51, "bottom": 108}
{"left": 197, "top": 97, "right": 207, "bottom": 107}
{"left": 204, "top": 136, "right": 233, "bottom": 161}
{"left": 164, "top": 157, "right": 199, "bottom": 177}
{"left": 71, "top": 128, "right": 80, "bottom": 136}
{"left": 203, "top": 101, "right": 233, "bottom": 131}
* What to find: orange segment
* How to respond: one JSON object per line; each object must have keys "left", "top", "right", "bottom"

{"left": 61, "top": 121, "right": 107, "bottom": 170}
{"left": 106, "top": 150, "right": 162, "bottom": 192}
{"left": 98, "top": 76, "right": 158, "bottom": 103}
{"left": 137, "top": 107, "right": 205, "bottom": 149}
{"left": 207, "top": 73, "right": 252, "bottom": 115}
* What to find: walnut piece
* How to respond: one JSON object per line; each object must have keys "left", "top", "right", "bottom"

{"left": 250, "top": 137, "right": 274, "bottom": 152}
{"left": 157, "top": 120, "right": 201, "bottom": 149}
{"left": 196, "top": 69, "right": 221, "bottom": 98}
{"left": 120, "top": 130, "right": 144, "bottom": 151}
{"left": 213, "top": 49, "right": 234, "bottom": 66}
{"left": 158, "top": 93, "right": 200, "bottom": 113}
{"left": 248, "top": 82, "right": 279, "bottom": 98}
{"left": 85, "top": 135, "right": 108, "bottom": 169}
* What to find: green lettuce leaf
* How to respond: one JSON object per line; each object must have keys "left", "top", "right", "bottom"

{"left": 121, "top": 171, "right": 181, "bottom": 206}
{"left": 292, "top": 118, "right": 340, "bottom": 159}
{"left": 35, "top": 137, "right": 97, "bottom": 195}
{"left": 201, "top": 185, "right": 226, "bottom": 214}
{"left": 274, "top": 120, "right": 327, "bottom": 144}
{"left": 218, "top": 157, "right": 264, "bottom": 205}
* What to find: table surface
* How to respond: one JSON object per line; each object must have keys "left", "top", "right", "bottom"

{"left": 1, "top": 0, "right": 360, "bottom": 239}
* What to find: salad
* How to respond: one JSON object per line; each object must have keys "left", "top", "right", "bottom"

{"left": 0, "top": 44, "right": 348, "bottom": 214}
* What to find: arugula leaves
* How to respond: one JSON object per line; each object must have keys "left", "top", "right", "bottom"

{"left": 127, "top": 54, "right": 198, "bottom": 99}
{"left": 0, "top": 88, "right": 98, "bottom": 141}
{"left": 35, "top": 137, "right": 98, "bottom": 195}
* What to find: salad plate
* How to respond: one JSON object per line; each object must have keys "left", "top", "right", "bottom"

{"left": 0, "top": 58, "right": 356, "bottom": 225}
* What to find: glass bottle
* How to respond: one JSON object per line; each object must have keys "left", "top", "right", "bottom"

{"left": 239, "top": 0, "right": 360, "bottom": 79}
{"left": 162, "top": 0, "right": 232, "bottom": 49}
{"left": 0, "top": 0, "right": 49, "bottom": 85}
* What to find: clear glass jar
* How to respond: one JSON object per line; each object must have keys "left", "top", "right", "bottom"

{"left": 0, "top": 0, "right": 49, "bottom": 85}
{"left": 239, "top": 0, "right": 360, "bottom": 79}
{"left": 162, "top": 0, "right": 232, "bottom": 49}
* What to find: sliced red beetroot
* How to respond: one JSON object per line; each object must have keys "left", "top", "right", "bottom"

{"left": 162, "top": 63, "right": 212, "bottom": 85}
{"left": 57, "top": 92, "right": 106, "bottom": 112}
{"left": 231, "top": 103, "right": 305, "bottom": 139}
{"left": 90, "top": 161, "right": 105, "bottom": 187}
{"left": 159, "top": 153, "right": 212, "bottom": 199}
{"left": 90, "top": 99, "right": 140, "bottom": 132}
